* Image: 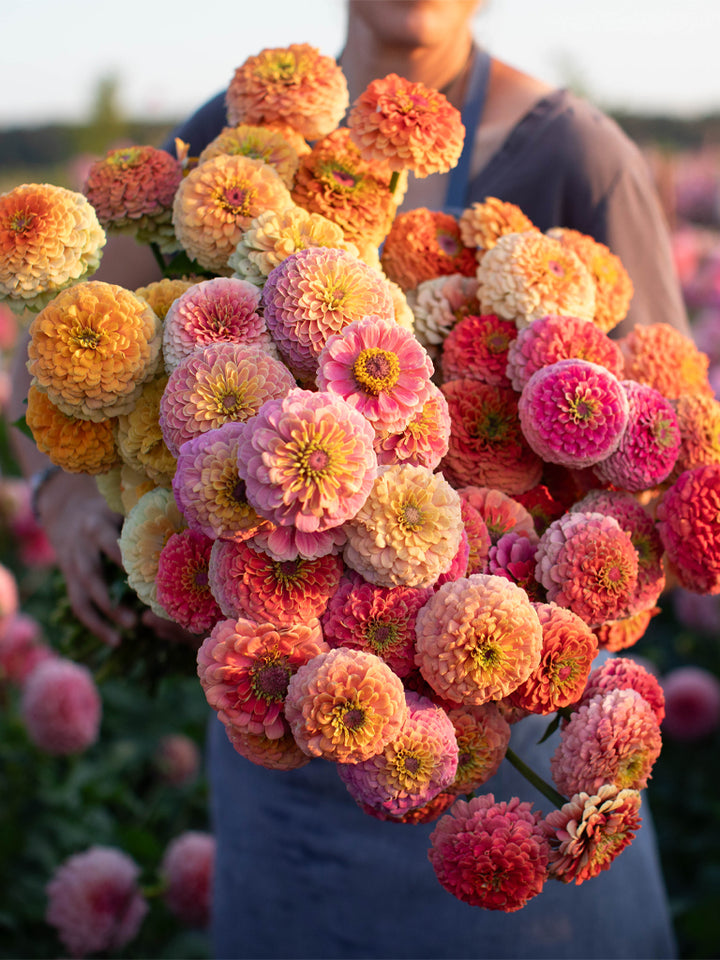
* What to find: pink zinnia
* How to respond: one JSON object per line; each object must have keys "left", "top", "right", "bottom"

{"left": 154, "top": 734, "right": 200, "bottom": 787}
{"left": 156, "top": 528, "right": 221, "bottom": 634}
{"left": 488, "top": 532, "right": 541, "bottom": 599}
{"left": 581, "top": 656, "right": 665, "bottom": 725}
{"left": 0, "top": 562, "right": 18, "bottom": 620}
{"left": 46, "top": 846, "right": 147, "bottom": 958}
{"left": 656, "top": 464, "right": 720, "bottom": 594}
{"left": 440, "top": 313, "right": 517, "bottom": 386}
{"left": 429, "top": 794, "right": 550, "bottom": 911}
{"left": 161, "top": 831, "right": 215, "bottom": 929}
{"left": 461, "top": 499, "right": 492, "bottom": 575}
{"left": 21, "top": 658, "right": 101, "bottom": 755}
{"left": 0, "top": 612, "right": 55, "bottom": 687}
{"left": 316, "top": 314, "right": 434, "bottom": 433}
{"left": 373, "top": 382, "right": 451, "bottom": 470}
{"left": 458, "top": 486, "right": 537, "bottom": 545}
{"left": 661, "top": 666, "right": 720, "bottom": 741}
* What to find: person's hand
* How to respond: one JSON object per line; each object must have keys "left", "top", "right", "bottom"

{"left": 36, "top": 470, "right": 137, "bottom": 647}
{"left": 140, "top": 608, "right": 200, "bottom": 647}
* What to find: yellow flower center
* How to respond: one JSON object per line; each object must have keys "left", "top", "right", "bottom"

{"left": 297, "top": 440, "right": 332, "bottom": 481}
{"left": 217, "top": 181, "right": 255, "bottom": 216}
{"left": 256, "top": 50, "right": 303, "bottom": 84}
{"left": 397, "top": 495, "right": 426, "bottom": 531}
{"left": 71, "top": 326, "right": 103, "bottom": 350}
{"left": 596, "top": 556, "right": 631, "bottom": 593}
{"left": 109, "top": 147, "right": 144, "bottom": 168}
{"left": 332, "top": 698, "right": 367, "bottom": 734}
{"left": 566, "top": 387, "right": 597, "bottom": 424}
{"left": 617, "top": 750, "right": 646, "bottom": 789}
{"left": 9, "top": 208, "right": 35, "bottom": 234}
{"left": 364, "top": 618, "right": 399, "bottom": 653}
{"left": 390, "top": 746, "right": 431, "bottom": 790}
{"left": 353, "top": 348, "right": 401, "bottom": 396}
{"left": 318, "top": 279, "right": 352, "bottom": 312}
{"left": 546, "top": 258, "right": 567, "bottom": 278}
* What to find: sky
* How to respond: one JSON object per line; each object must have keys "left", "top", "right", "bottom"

{"left": 3, "top": 0, "right": 719, "bottom": 128}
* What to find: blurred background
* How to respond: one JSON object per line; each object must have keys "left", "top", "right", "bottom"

{"left": 1, "top": 2, "right": 720, "bottom": 957}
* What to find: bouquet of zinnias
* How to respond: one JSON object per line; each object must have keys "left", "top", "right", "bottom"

{"left": 5, "top": 41, "right": 720, "bottom": 920}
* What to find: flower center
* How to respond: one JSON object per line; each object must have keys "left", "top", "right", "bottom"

{"left": 319, "top": 280, "right": 351, "bottom": 312}
{"left": 651, "top": 415, "right": 677, "bottom": 448}
{"left": 257, "top": 51, "right": 302, "bottom": 83}
{"left": 331, "top": 167, "right": 358, "bottom": 189}
{"left": 272, "top": 559, "right": 304, "bottom": 586}
{"left": 297, "top": 441, "right": 332, "bottom": 480}
{"left": 397, "top": 497, "right": 425, "bottom": 531}
{"left": 9, "top": 208, "right": 35, "bottom": 233}
{"left": 436, "top": 231, "right": 459, "bottom": 256}
{"left": 250, "top": 656, "right": 291, "bottom": 702}
{"left": 333, "top": 700, "right": 366, "bottom": 732}
{"left": 597, "top": 557, "right": 630, "bottom": 593}
{"left": 219, "top": 182, "right": 255, "bottom": 216}
{"left": 72, "top": 326, "right": 102, "bottom": 350}
{"left": 566, "top": 388, "right": 597, "bottom": 424}
{"left": 547, "top": 259, "right": 566, "bottom": 277}
{"left": 352, "top": 347, "right": 401, "bottom": 396}
{"left": 109, "top": 146, "right": 143, "bottom": 168}
{"left": 364, "top": 618, "right": 399, "bottom": 653}
{"left": 231, "top": 475, "right": 247, "bottom": 503}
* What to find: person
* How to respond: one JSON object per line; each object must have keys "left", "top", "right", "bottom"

{"left": 10, "top": 2, "right": 684, "bottom": 956}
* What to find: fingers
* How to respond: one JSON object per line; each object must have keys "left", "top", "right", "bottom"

{"left": 141, "top": 609, "right": 200, "bottom": 648}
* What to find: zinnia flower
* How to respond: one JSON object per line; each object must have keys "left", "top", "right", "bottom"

{"left": 197, "top": 616, "right": 328, "bottom": 739}
{"left": 477, "top": 231, "right": 596, "bottom": 328}
{"left": 445, "top": 701, "right": 511, "bottom": 795}
{"left": 0, "top": 612, "right": 55, "bottom": 687}
{"left": 620, "top": 322, "right": 713, "bottom": 399}
{"left": 134, "top": 277, "right": 199, "bottom": 321}
{"left": 348, "top": 73, "right": 464, "bottom": 178}
{"left": 415, "top": 573, "right": 543, "bottom": 704}
{"left": 46, "top": 847, "right": 147, "bottom": 959}
{"left": 154, "top": 734, "right": 200, "bottom": 787}
{"left": 656, "top": 464, "right": 720, "bottom": 593}
{"left": 581, "top": 656, "right": 665, "bottom": 725}
{"left": 160, "top": 832, "right": 215, "bottom": 929}
{"left": 461, "top": 499, "right": 492, "bottom": 574}
{"left": 429, "top": 794, "right": 549, "bottom": 911}
{"left": 551, "top": 688, "right": 662, "bottom": 795}
{"left": 27, "top": 281, "right": 162, "bottom": 420}
{"left": 671, "top": 392, "right": 720, "bottom": 480}
{"left": 225, "top": 722, "right": 310, "bottom": 771}
{"left": 459, "top": 197, "right": 538, "bottom": 259}
{"left": 316, "top": 314, "right": 433, "bottom": 433}
{"left": 338, "top": 691, "right": 459, "bottom": 816}
{"left": 487, "top": 532, "right": 541, "bottom": 599}
{"left": 594, "top": 607, "right": 660, "bottom": 653}
{"left": 543, "top": 785, "right": 642, "bottom": 885}
{"left": 373, "top": 382, "right": 451, "bottom": 470}
{"left": 518, "top": 359, "right": 629, "bottom": 468}
{"left": 159, "top": 341, "right": 295, "bottom": 457}
{"left": 162, "top": 276, "right": 269, "bottom": 372}
{"left": 172, "top": 153, "right": 294, "bottom": 273}
{"left": 381, "top": 209, "right": 476, "bottom": 291}
{"left": 156, "top": 528, "right": 221, "bottom": 633}
{"left": 115, "top": 374, "right": 176, "bottom": 487}
{"left": 0, "top": 182, "right": 105, "bottom": 313}
{"left": 441, "top": 380, "right": 543, "bottom": 494}
{"left": 284, "top": 647, "right": 408, "bottom": 763}
{"left": 440, "top": 313, "right": 516, "bottom": 386}
{"left": 661, "top": 666, "right": 720, "bottom": 741}
{"left": 458, "top": 486, "right": 537, "bottom": 544}
{"left": 26, "top": 385, "right": 119, "bottom": 475}
{"left": 262, "top": 247, "right": 395, "bottom": 381}
{"left": 226, "top": 44, "right": 349, "bottom": 140}
{"left": 198, "top": 123, "right": 300, "bottom": 186}
{"left": 21, "top": 657, "right": 101, "bottom": 755}
{"left": 406, "top": 273, "right": 479, "bottom": 359}
{"left": 343, "top": 463, "right": 463, "bottom": 588}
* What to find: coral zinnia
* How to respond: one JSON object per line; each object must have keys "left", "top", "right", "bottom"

{"left": 440, "top": 312, "right": 517, "bottom": 386}
{"left": 156, "top": 528, "right": 221, "bottom": 634}
{"left": 459, "top": 197, "right": 538, "bottom": 259}
{"left": 445, "top": 702, "right": 511, "bottom": 795}
{"left": 338, "top": 691, "right": 459, "bottom": 817}
{"left": 226, "top": 44, "right": 349, "bottom": 141}
{"left": 518, "top": 359, "right": 629, "bottom": 468}
{"left": 477, "top": 231, "right": 596, "bottom": 328}
{"left": 381, "top": 209, "right": 476, "bottom": 291}
{"left": 284, "top": 647, "right": 408, "bottom": 763}
{"left": 543, "top": 785, "right": 642, "bottom": 885}
{"left": 373, "top": 382, "right": 451, "bottom": 471}
{"left": 262, "top": 247, "right": 395, "bottom": 381}
{"left": 348, "top": 73, "right": 464, "bottom": 178}
{"left": 671, "top": 392, "right": 720, "bottom": 480}
{"left": 620, "top": 322, "right": 713, "bottom": 400}
{"left": 172, "top": 153, "right": 294, "bottom": 274}
{"left": 0, "top": 182, "right": 105, "bottom": 313}
{"left": 198, "top": 123, "right": 300, "bottom": 187}
{"left": 27, "top": 281, "right": 161, "bottom": 420}
{"left": 415, "top": 573, "right": 543, "bottom": 704}
{"left": 656, "top": 464, "right": 720, "bottom": 593}
{"left": 581, "top": 656, "right": 665, "bottom": 725}
{"left": 343, "top": 463, "right": 463, "bottom": 588}
{"left": 26, "top": 385, "right": 118, "bottom": 475}
{"left": 429, "top": 794, "right": 550, "bottom": 911}
{"left": 458, "top": 486, "right": 537, "bottom": 545}
{"left": 197, "top": 616, "right": 328, "bottom": 739}
{"left": 159, "top": 341, "right": 295, "bottom": 457}
{"left": 594, "top": 606, "right": 660, "bottom": 653}
{"left": 316, "top": 314, "right": 433, "bottom": 433}
{"left": 225, "top": 723, "right": 311, "bottom": 771}
{"left": 441, "top": 379, "right": 543, "bottom": 494}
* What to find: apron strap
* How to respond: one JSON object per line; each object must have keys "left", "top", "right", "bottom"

{"left": 444, "top": 46, "right": 492, "bottom": 216}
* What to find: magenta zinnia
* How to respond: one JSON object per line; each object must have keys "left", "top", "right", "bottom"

{"left": 155, "top": 528, "right": 221, "bottom": 634}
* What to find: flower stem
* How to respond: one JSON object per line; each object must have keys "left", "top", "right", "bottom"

{"left": 149, "top": 242, "right": 167, "bottom": 274}
{"left": 505, "top": 747, "right": 567, "bottom": 809}
{"left": 389, "top": 170, "right": 401, "bottom": 195}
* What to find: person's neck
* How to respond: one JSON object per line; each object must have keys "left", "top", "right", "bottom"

{"left": 339, "top": 16, "right": 475, "bottom": 108}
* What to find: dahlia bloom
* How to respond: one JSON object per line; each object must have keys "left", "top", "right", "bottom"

{"left": 197, "top": 616, "right": 328, "bottom": 739}
{"left": 27, "top": 281, "right": 162, "bottom": 420}
{"left": 321, "top": 571, "right": 432, "bottom": 677}
{"left": 46, "top": 847, "right": 147, "bottom": 959}
{"left": 162, "top": 276, "right": 269, "bottom": 372}
{"left": 198, "top": 123, "right": 300, "bottom": 186}
{"left": 445, "top": 701, "right": 511, "bottom": 795}
{"left": 656, "top": 464, "right": 720, "bottom": 593}
{"left": 172, "top": 421, "right": 268, "bottom": 542}
{"left": 208, "top": 538, "right": 343, "bottom": 625}
{"left": 594, "top": 381, "right": 680, "bottom": 491}
{"left": 226, "top": 44, "right": 349, "bottom": 140}
{"left": 172, "top": 154, "right": 294, "bottom": 273}
{"left": 429, "top": 795, "right": 549, "bottom": 911}
{"left": 551, "top": 688, "right": 662, "bottom": 795}
{"left": 505, "top": 314, "right": 625, "bottom": 394}
{"left": 547, "top": 227, "right": 634, "bottom": 333}
{"left": 316, "top": 314, "right": 433, "bottom": 433}
{"left": 343, "top": 463, "right": 463, "bottom": 588}
{"left": 161, "top": 831, "right": 215, "bottom": 928}
{"left": 535, "top": 511, "right": 639, "bottom": 627}
{"left": 237, "top": 388, "right": 377, "bottom": 558}
{"left": 225, "top": 723, "right": 311, "bottom": 771}
{"left": 441, "top": 380, "right": 543, "bottom": 494}
{"left": 459, "top": 197, "right": 538, "bottom": 258}
{"left": 440, "top": 312, "right": 516, "bottom": 386}
{"left": 671, "top": 392, "right": 720, "bottom": 480}
{"left": 348, "top": 73, "right": 464, "bottom": 178}
{"left": 406, "top": 273, "right": 480, "bottom": 359}
{"left": 229, "top": 206, "right": 358, "bottom": 287}
{"left": 83, "top": 145, "right": 182, "bottom": 252}
{"left": 26, "top": 385, "right": 118, "bottom": 475}
{"left": 458, "top": 486, "right": 537, "bottom": 545}
{"left": 543, "top": 785, "right": 642, "bottom": 885}
{"left": 0, "top": 182, "right": 105, "bottom": 313}
{"left": 159, "top": 341, "right": 295, "bottom": 457}
{"left": 509, "top": 603, "right": 598, "bottom": 715}
{"left": 620, "top": 322, "right": 713, "bottom": 400}
{"left": 477, "top": 231, "right": 596, "bottom": 328}
{"left": 415, "top": 573, "right": 543, "bottom": 704}
{"left": 381, "top": 209, "right": 476, "bottom": 291}
{"left": 487, "top": 532, "right": 541, "bottom": 599}
{"left": 581, "top": 656, "right": 665, "bottom": 725}
{"left": 374, "top": 382, "right": 451, "bottom": 471}
{"left": 134, "top": 277, "right": 198, "bottom": 321}
{"left": 338, "top": 691, "right": 458, "bottom": 816}
{"left": 284, "top": 647, "right": 408, "bottom": 763}
{"left": 262, "top": 247, "right": 395, "bottom": 381}
{"left": 21, "top": 658, "right": 101, "bottom": 755}
{"left": 115, "top": 374, "right": 176, "bottom": 487}
{"left": 661, "top": 666, "right": 720, "bottom": 741}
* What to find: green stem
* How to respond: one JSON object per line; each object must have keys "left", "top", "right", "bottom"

{"left": 389, "top": 170, "right": 401, "bottom": 195}
{"left": 149, "top": 242, "right": 166, "bottom": 275}
{"left": 505, "top": 747, "right": 567, "bottom": 809}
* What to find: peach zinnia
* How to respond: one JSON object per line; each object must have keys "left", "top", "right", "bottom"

{"left": 26, "top": 385, "right": 118, "bottom": 475}
{"left": 374, "top": 382, "right": 451, "bottom": 471}
{"left": 198, "top": 123, "right": 301, "bottom": 187}
{"left": 381, "top": 209, "right": 476, "bottom": 291}
{"left": 671, "top": 392, "right": 720, "bottom": 480}
{"left": 459, "top": 197, "right": 538, "bottom": 259}
{"left": 115, "top": 374, "right": 177, "bottom": 487}
{"left": 445, "top": 702, "right": 511, "bottom": 795}
{"left": 620, "top": 322, "right": 713, "bottom": 400}
{"left": 406, "top": 273, "right": 480, "bottom": 360}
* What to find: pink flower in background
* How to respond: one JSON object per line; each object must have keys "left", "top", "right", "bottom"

{"left": 161, "top": 831, "right": 215, "bottom": 928}
{"left": 46, "top": 846, "right": 147, "bottom": 958}
{"left": 0, "top": 301, "right": 19, "bottom": 350}
{"left": 21, "top": 658, "right": 101, "bottom": 755}
{"left": 2, "top": 478, "right": 56, "bottom": 567}
{"left": 0, "top": 562, "right": 18, "bottom": 620}
{"left": 0, "top": 612, "right": 55, "bottom": 686}
{"left": 156, "top": 528, "right": 221, "bottom": 634}
{"left": 661, "top": 666, "right": 720, "bottom": 741}
{"left": 154, "top": 734, "right": 200, "bottom": 787}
